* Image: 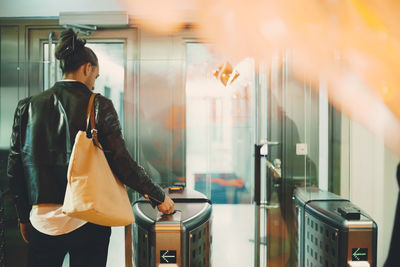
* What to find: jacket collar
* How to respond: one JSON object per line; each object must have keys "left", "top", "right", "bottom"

{"left": 54, "top": 81, "right": 92, "bottom": 93}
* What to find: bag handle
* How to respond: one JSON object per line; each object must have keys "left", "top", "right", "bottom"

{"left": 85, "top": 93, "right": 102, "bottom": 149}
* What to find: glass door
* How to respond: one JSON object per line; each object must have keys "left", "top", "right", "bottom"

{"left": 257, "top": 53, "right": 320, "bottom": 267}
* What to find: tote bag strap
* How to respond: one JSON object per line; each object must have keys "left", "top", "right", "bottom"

{"left": 85, "top": 93, "right": 102, "bottom": 149}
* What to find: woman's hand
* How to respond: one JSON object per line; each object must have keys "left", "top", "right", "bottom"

{"left": 157, "top": 195, "right": 175, "bottom": 214}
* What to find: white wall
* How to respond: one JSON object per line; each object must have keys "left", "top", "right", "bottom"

{"left": 347, "top": 120, "right": 399, "bottom": 266}
{"left": 0, "top": 0, "right": 124, "bottom": 17}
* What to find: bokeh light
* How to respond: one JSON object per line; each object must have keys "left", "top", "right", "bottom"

{"left": 120, "top": 0, "right": 400, "bottom": 155}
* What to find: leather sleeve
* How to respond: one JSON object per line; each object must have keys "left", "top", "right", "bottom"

{"left": 95, "top": 96, "right": 165, "bottom": 207}
{"left": 7, "top": 98, "right": 31, "bottom": 224}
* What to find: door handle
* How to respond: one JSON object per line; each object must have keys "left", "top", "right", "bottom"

{"left": 258, "top": 140, "right": 279, "bottom": 156}
{"left": 260, "top": 202, "right": 280, "bottom": 209}
{"left": 259, "top": 140, "right": 280, "bottom": 145}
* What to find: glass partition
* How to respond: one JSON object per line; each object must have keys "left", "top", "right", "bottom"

{"left": 256, "top": 52, "right": 321, "bottom": 266}
{"left": 185, "top": 43, "right": 256, "bottom": 203}
{"left": 136, "top": 58, "right": 185, "bottom": 187}
{"left": 88, "top": 43, "right": 126, "bottom": 131}
{"left": 184, "top": 43, "right": 257, "bottom": 266}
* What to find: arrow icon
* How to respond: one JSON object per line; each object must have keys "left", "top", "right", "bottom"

{"left": 161, "top": 250, "right": 176, "bottom": 263}
{"left": 352, "top": 248, "right": 367, "bottom": 261}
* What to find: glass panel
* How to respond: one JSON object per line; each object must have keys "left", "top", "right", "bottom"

{"left": 0, "top": 30, "right": 20, "bottom": 150}
{"left": 185, "top": 43, "right": 256, "bottom": 204}
{"left": 43, "top": 43, "right": 62, "bottom": 90}
{"left": 185, "top": 43, "right": 256, "bottom": 267}
{"left": 136, "top": 59, "right": 185, "bottom": 186}
{"left": 329, "top": 105, "right": 342, "bottom": 194}
{"left": 0, "top": 66, "right": 19, "bottom": 150}
{"left": 86, "top": 43, "right": 125, "bottom": 131}
{"left": 258, "top": 53, "right": 321, "bottom": 266}
{"left": 280, "top": 54, "right": 319, "bottom": 266}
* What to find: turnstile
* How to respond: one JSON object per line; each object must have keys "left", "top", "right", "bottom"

{"left": 295, "top": 187, "right": 377, "bottom": 267}
{"left": 132, "top": 188, "right": 212, "bottom": 267}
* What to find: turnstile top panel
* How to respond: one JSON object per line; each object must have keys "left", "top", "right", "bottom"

{"left": 167, "top": 188, "right": 207, "bottom": 200}
{"left": 306, "top": 200, "right": 376, "bottom": 230}
{"left": 295, "top": 187, "right": 376, "bottom": 229}
{"left": 135, "top": 202, "right": 210, "bottom": 223}
{"left": 133, "top": 188, "right": 212, "bottom": 230}
{"left": 295, "top": 187, "right": 344, "bottom": 206}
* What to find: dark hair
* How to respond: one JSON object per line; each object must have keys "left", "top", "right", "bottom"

{"left": 55, "top": 28, "right": 98, "bottom": 74}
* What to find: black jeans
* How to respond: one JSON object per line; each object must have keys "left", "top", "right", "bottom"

{"left": 28, "top": 223, "right": 111, "bottom": 267}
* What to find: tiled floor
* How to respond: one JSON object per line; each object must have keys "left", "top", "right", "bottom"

{"left": 62, "top": 204, "right": 255, "bottom": 267}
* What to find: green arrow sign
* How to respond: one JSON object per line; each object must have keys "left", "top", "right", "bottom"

{"left": 352, "top": 248, "right": 368, "bottom": 261}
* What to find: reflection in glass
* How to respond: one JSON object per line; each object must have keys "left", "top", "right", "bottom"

{"left": 136, "top": 59, "right": 186, "bottom": 187}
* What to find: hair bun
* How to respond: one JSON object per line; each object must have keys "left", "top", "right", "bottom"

{"left": 74, "top": 38, "right": 86, "bottom": 51}
{"left": 55, "top": 28, "right": 86, "bottom": 60}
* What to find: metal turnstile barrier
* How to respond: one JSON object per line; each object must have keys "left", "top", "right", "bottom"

{"left": 132, "top": 187, "right": 212, "bottom": 267}
{"left": 295, "top": 187, "right": 377, "bottom": 267}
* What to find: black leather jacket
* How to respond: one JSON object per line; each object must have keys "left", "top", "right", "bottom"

{"left": 7, "top": 81, "right": 165, "bottom": 223}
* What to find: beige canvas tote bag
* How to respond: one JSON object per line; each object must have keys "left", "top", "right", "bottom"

{"left": 62, "top": 93, "right": 135, "bottom": 226}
